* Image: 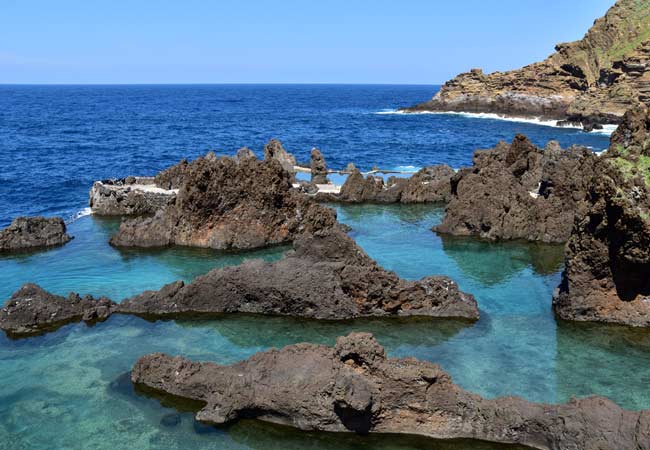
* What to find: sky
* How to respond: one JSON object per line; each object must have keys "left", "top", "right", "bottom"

{"left": 0, "top": 0, "right": 615, "bottom": 84}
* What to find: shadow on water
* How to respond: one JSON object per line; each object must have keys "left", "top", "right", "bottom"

{"left": 438, "top": 234, "right": 565, "bottom": 285}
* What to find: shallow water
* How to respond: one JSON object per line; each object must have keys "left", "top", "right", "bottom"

{"left": 1, "top": 204, "right": 650, "bottom": 449}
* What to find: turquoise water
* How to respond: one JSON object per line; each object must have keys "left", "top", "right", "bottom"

{"left": 1, "top": 204, "right": 650, "bottom": 449}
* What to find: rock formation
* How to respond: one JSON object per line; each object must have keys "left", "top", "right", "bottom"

{"left": 132, "top": 332, "right": 650, "bottom": 450}
{"left": 402, "top": 0, "right": 650, "bottom": 128}
{"left": 0, "top": 228, "right": 478, "bottom": 338}
{"left": 109, "top": 152, "right": 338, "bottom": 250}
{"left": 89, "top": 177, "right": 177, "bottom": 216}
{"left": 310, "top": 148, "right": 329, "bottom": 184}
{"left": 0, "top": 216, "right": 72, "bottom": 252}
{"left": 320, "top": 165, "right": 454, "bottom": 204}
{"left": 118, "top": 227, "right": 478, "bottom": 320}
{"left": 0, "top": 284, "right": 114, "bottom": 337}
{"left": 554, "top": 105, "right": 650, "bottom": 327}
{"left": 433, "top": 135, "right": 599, "bottom": 243}
{"left": 264, "top": 139, "right": 296, "bottom": 175}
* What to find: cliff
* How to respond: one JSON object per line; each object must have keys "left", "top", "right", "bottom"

{"left": 403, "top": 0, "right": 650, "bottom": 128}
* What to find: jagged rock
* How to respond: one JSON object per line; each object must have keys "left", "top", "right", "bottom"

{"left": 402, "top": 0, "right": 650, "bottom": 127}
{"left": 118, "top": 227, "right": 478, "bottom": 321}
{"left": 433, "top": 135, "right": 599, "bottom": 243}
{"left": 554, "top": 106, "right": 650, "bottom": 327}
{"left": 345, "top": 162, "right": 357, "bottom": 172}
{"left": 89, "top": 178, "right": 177, "bottom": 216}
{"left": 235, "top": 147, "right": 256, "bottom": 161}
{"left": 323, "top": 166, "right": 453, "bottom": 204}
{"left": 132, "top": 332, "right": 650, "bottom": 449}
{"left": 310, "top": 148, "right": 329, "bottom": 184}
{"left": 0, "top": 217, "right": 72, "bottom": 252}
{"left": 154, "top": 160, "right": 189, "bottom": 190}
{"left": 109, "top": 153, "right": 338, "bottom": 250}
{"left": 0, "top": 284, "right": 115, "bottom": 337}
{"left": 263, "top": 139, "right": 296, "bottom": 175}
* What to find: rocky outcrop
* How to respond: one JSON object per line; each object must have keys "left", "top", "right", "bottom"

{"left": 1, "top": 228, "right": 478, "bottom": 338}
{"left": 0, "top": 284, "right": 115, "bottom": 337}
{"left": 264, "top": 139, "right": 296, "bottom": 175}
{"left": 109, "top": 153, "right": 338, "bottom": 250}
{"left": 402, "top": 0, "right": 650, "bottom": 127}
{"left": 433, "top": 135, "right": 599, "bottom": 243}
{"left": 132, "top": 332, "right": 650, "bottom": 450}
{"left": 118, "top": 227, "right": 478, "bottom": 320}
{"left": 554, "top": 106, "right": 650, "bottom": 327}
{"left": 0, "top": 216, "right": 72, "bottom": 252}
{"left": 321, "top": 165, "right": 454, "bottom": 204}
{"left": 89, "top": 177, "right": 177, "bottom": 216}
{"left": 310, "top": 148, "right": 328, "bottom": 184}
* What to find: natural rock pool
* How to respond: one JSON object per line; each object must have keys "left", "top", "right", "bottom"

{"left": 2, "top": 203, "right": 649, "bottom": 450}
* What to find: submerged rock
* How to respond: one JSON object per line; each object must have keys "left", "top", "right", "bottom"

{"left": 132, "top": 332, "right": 650, "bottom": 449}
{"left": 322, "top": 165, "right": 454, "bottom": 204}
{"left": 434, "top": 135, "right": 598, "bottom": 243}
{"left": 0, "top": 284, "right": 115, "bottom": 337}
{"left": 89, "top": 178, "right": 177, "bottom": 216}
{"left": 554, "top": 106, "right": 650, "bottom": 327}
{"left": 118, "top": 227, "right": 478, "bottom": 320}
{"left": 401, "top": 1, "right": 650, "bottom": 127}
{"left": 310, "top": 148, "right": 328, "bottom": 184}
{"left": 0, "top": 216, "right": 72, "bottom": 252}
{"left": 109, "top": 152, "right": 338, "bottom": 250}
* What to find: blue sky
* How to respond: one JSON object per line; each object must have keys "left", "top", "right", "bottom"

{"left": 1, "top": 0, "right": 614, "bottom": 84}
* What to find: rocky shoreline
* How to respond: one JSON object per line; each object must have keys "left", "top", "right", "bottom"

{"left": 401, "top": 0, "right": 650, "bottom": 130}
{"left": 89, "top": 177, "right": 177, "bottom": 216}
{"left": 132, "top": 332, "right": 650, "bottom": 449}
{"left": 0, "top": 216, "right": 73, "bottom": 252}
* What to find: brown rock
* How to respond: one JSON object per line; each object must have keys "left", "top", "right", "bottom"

{"left": 263, "top": 139, "right": 296, "bottom": 175}
{"left": 0, "top": 216, "right": 72, "bottom": 252}
{"left": 132, "top": 332, "right": 650, "bottom": 449}
{"left": 310, "top": 148, "right": 328, "bottom": 184}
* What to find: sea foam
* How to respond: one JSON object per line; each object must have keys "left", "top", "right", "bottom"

{"left": 67, "top": 207, "right": 92, "bottom": 224}
{"left": 375, "top": 109, "right": 617, "bottom": 135}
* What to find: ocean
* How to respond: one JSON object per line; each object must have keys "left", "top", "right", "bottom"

{"left": 1, "top": 85, "right": 647, "bottom": 450}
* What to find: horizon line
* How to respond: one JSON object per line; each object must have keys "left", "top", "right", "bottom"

{"left": 0, "top": 82, "right": 441, "bottom": 87}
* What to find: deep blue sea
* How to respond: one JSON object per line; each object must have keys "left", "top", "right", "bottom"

{"left": 1, "top": 85, "right": 648, "bottom": 450}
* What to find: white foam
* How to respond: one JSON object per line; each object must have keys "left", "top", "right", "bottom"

{"left": 375, "top": 109, "right": 617, "bottom": 135}
{"left": 391, "top": 165, "right": 421, "bottom": 172}
{"left": 67, "top": 207, "right": 92, "bottom": 224}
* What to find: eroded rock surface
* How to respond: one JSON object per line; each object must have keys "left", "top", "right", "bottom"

{"left": 434, "top": 135, "right": 599, "bottom": 243}
{"left": 0, "top": 284, "right": 115, "bottom": 337}
{"left": 554, "top": 106, "right": 650, "bottom": 326}
{"left": 321, "top": 165, "right": 454, "bottom": 204}
{"left": 310, "top": 148, "right": 329, "bottom": 184}
{"left": 109, "top": 153, "right": 337, "bottom": 250}
{"left": 132, "top": 332, "right": 650, "bottom": 450}
{"left": 264, "top": 139, "right": 296, "bottom": 175}
{"left": 402, "top": 0, "right": 650, "bottom": 127}
{"left": 119, "top": 228, "right": 478, "bottom": 320}
{"left": 89, "top": 177, "right": 177, "bottom": 216}
{"left": 0, "top": 217, "right": 72, "bottom": 252}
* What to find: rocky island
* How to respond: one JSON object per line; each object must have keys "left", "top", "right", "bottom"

{"left": 402, "top": 0, "right": 650, "bottom": 129}
{"left": 0, "top": 216, "right": 73, "bottom": 252}
{"left": 132, "top": 332, "right": 650, "bottom": 450}
{"left": 554, "top": 106, "right": 650, "bottom": 327}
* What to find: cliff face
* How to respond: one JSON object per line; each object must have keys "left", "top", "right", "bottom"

{"left": 404, "top": 0, "right": 650, "bottom": 127}
{"left": 553, "top": 106, "right": 650, "bottom": 327}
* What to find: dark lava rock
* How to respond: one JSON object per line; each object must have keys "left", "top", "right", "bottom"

{"left": 235, "top": 147, "right": 256, "bottom": 161}
{"left": 109, "top": 151, "right": 338, "bottom": 250}
{"left": 154, "top": 159, "right": 189, "bottom": 190}
{"left": 554, "top": 105, "right": 650, "bottom": 327}
{"left": 89, "top": 179, "right": 176, "bottom": 216}
{"left": 0, "top": 217, "right": 72, "bottom": 252}
{"left": 324, "top": 165, "right": 454, "bottom": 204}
{"left": 264, "top": 139, "right": 296, "bottom": 175}
{"left": 131, "top": 332, "right": 650, "bottom": 449}
{"left": 310, "top": 148, "right": 329, "bottom": 184}
{"left": 434, "top": 135, "right": 599, "bottom": 243}
{"left": 118, "top": 227, "right": 478, "bottom": 321}
{"left": 0, "top": 284, "right": 115, "bottom": 337}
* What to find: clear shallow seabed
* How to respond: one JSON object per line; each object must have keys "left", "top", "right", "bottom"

{"left": 1, "top": 85, "right": 648, "bottom": 450}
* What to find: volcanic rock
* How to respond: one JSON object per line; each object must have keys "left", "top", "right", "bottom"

{"left": 109, "top": 152, "right": 338, "bottom": 250}
{"left": 131, "top": 332, "right": 650, "bottom": 450}
{"left": 89, "top": 178, "right": 177, "bottom": 216}
{"left": 554, "top": 105, "right": 650, "bottom": 327}
{"left": 118, "top": 227, "right": 478, "bottom": 321}
{"left": 433, "top": 135, "right": 599, "bottom": 243}
{"left": 264, "top": 139, "right": 296, "bottom": 175}
{"left": 402, "top": 0, "right": 650, "bottom": 127}
{"left": 310, "top": 148, "right": 329, "bottom": 184}
{"left": 0, "top": 284, "right": 115, "bottom": 337}
{"left": 0, "top": 217, "right": 72, "bottom": 252}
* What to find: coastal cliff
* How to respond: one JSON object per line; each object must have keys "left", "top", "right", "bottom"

{"left": 403, "top": 0, "right": 650, "bottom": 128}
